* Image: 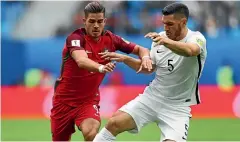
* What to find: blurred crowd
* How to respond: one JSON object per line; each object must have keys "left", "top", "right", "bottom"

{"left": 2, "top": 1, "right": 240, "bottom": 86}
{"left": 56, "top": 1, "right": 240, "bottom": 38}
{"left": 2, "top": 1, "right": 240, "bottom": 39}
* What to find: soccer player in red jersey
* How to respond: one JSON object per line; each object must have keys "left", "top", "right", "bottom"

{"left": 50, "top": 1, "right": 152, "bottom": 141}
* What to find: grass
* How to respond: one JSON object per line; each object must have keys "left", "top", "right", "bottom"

{"left": 1, "top": 118, "right": 240, "bottom": 141}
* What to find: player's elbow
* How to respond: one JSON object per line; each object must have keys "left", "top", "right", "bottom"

{"left": 184, "top": 50, "right": 192, "bottom": 57}
{"left": 185, "top": 46, "right": 200, "bottom": 57}
{"left": 183, "top": 48, "right": 200, "bottom": 57}
{"left": 191, "top": 47, "right": 201, "bottom": 56}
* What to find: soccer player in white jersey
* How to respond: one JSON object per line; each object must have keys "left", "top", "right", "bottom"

{"left": 93, "top": 2, "right": 207, "bottom": 142}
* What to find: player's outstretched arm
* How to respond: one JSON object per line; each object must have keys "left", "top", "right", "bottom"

{"left": 124, "top": 55, "right": 156, "bottom": 74}
{"left": 112, "top": 34, "right": 152, "bottom": 72}
{"left": 99, "top": 52, "right": 156, "bottom": 74}
{"left": 131, "top": 45, "right": 153, "bottom": 72}
{"left": 145, "top": 32, "right": 204, "bottom": 57}
{"left": 72, "top": 50, "right": 115, "bottom": 73}
{"left": 163, "top": 40, "right": 200, "bottom": 57}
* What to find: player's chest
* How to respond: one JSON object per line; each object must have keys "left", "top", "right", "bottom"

{"left": 154, "top": 46, "right": 183, "bottom": 74}
{"left": 84, "top": 36, "right": 115, "bottom": 63}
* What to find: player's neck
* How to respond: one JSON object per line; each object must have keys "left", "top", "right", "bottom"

{"left": 92, "top": 37, "right": 100, "bottom": 42}
{"left": 86, "top": 34, "right": 100, "bottom": 42}
{"left": 175, "top": 27, "right": 188, "bottom": 41}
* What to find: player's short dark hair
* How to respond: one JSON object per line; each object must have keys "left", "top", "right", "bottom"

{"left": 162, "top": 3, "right": 189, "bottom": 20}
{"left": 84, "top": 1, "right": 105, "bottom": 17}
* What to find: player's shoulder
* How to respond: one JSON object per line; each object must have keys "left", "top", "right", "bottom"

{"left": 67, "top": 28, "right": 85, "bottom": 39}
{"left": 104, "top": 30, "right": 124, "bottom": 42}
{"left": 189, "top": 30, "right": 206, "bottom": 40}
{"left": 104, "top": 30, "right": 119, "bottom": 39}
{"left": 104, "top": 30, "right": 113, "bottom": 35}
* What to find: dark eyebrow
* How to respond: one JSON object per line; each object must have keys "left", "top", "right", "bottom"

{"left": 88, "top": 18, "right": 104, "bottom": 21}
{"left": 163, "top": 21, "right": 174, "bottom": 24}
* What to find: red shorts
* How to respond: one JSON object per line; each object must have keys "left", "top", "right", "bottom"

{"left": 50, "top": 100, "right": 100, "bottom": 141}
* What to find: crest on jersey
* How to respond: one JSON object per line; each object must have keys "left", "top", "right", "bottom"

{"left": 121, "top": 38, "right": 130, "bottom": 44}
{"left": 71, "top": 40, "right": 80, "bottom": 47}
{"left": 196, "top": 38, "right": 203, "bottom": 47}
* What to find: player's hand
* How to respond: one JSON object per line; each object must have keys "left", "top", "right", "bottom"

{"left": 145, "top": 32, "right": 159, "bottom": 39}
{"left": 145, "top": 32, "right": 167, "bottom": 46}
{"left": 103, "top": 62, "right": 116, "bottom": 73}
{"left": 137, "top": 56, "right": 153, "bottom": 73}
{"left": 99, "top": 52, "right": 126, "bottom": 62}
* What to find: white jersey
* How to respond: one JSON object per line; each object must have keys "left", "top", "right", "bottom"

{"left": 144, "top": 29, "right": 207, "bottom": 106}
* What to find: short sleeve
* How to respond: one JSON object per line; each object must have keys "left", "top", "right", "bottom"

{"left": 66, "top": 33, "right": 85, "bottom": 54}
{"left": 187, "top": 33, "right": 206, "bottom": 54}
{"left": 112, "top": 34, "right": 136, "bottom": 54}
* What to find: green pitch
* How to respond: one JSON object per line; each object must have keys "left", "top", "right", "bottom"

{"left": 1, "top": 118, "right": 240, "bottom": 141}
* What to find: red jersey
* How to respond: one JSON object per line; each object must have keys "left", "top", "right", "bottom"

{"left": 54, "top": 28, "right": 136, "bottom": 106}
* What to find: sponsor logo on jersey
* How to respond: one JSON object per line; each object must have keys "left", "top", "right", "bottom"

{"left": 157, "top": 49, "right": 164, "bottom": 53}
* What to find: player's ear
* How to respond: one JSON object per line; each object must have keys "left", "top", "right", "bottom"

{"left": 182, "top": 18, "right": 187, "bottom": 26}
{"left": 83, "top": 18, "right": 86, "bottom": 25}
{"left": 103, "top": 18, "right": 107, "bottom": 24}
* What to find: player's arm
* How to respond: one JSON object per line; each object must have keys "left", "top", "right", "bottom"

{"left": 71, "top": 50, "right": 114, "bottom": 73}
{"left": 67, "top": 35, "right": 115, "bottom": 73}
{"left": 123, "top": 42, "right": 157, "bottom": 73}
{"left": 131, "top": 45, "right": 150, "bottom": 59}
{"left": 163, "top": 40, "right": 201, "bottom": 56}
{"left": 145, "top": 32, "right": 206, "bottom": 57}
{"left": 123, "top": 55, "right": 156, "bottom": 74}
{"left": 112, "top": 34, "right": 152, "bottom": 72}
{"left": 99, "top": 52, "right": 156, "bottom": 74}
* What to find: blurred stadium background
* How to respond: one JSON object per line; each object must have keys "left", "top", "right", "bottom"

{"left": 1, "top": 1, "right": 240, "bottom": 141}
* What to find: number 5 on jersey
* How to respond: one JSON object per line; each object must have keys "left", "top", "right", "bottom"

{"left": 168, "top": 59, "right": 174, "bottom": 72}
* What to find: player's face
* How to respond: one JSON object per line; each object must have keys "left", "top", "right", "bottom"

{"left": 83, "top": 13, "right": 106, "bottom": 39}
{"left": 162, "top": 14, "right": 186, "bottom": 40}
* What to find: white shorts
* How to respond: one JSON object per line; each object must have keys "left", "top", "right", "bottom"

{"left": 119, "top": 94, "right": 192, "bottom": 142}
